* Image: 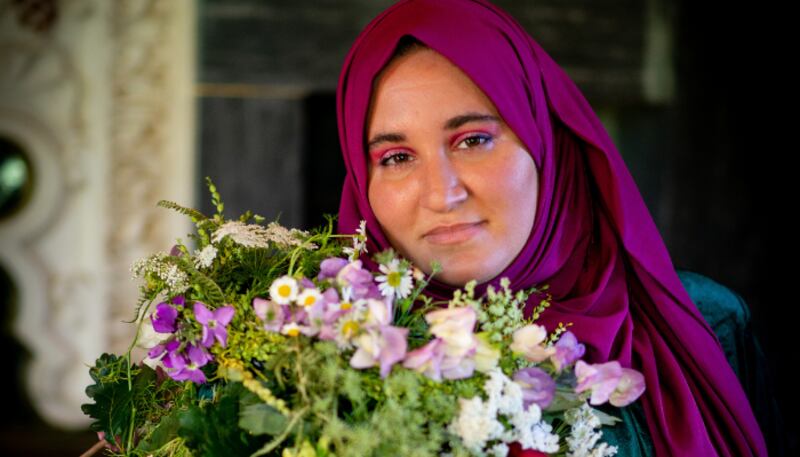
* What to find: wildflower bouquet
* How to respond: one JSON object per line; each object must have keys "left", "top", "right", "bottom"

{"left": 82, "top": 178, "right": 646, "bottom": 457}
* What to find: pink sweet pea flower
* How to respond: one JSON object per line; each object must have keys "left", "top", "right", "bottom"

{"left": 253, "top": 297, "right": 287, "bottom": 332}
{"left": 193, "top": 302, "right": 235, "bottom": 348}
{"left": 403, "top": 338, "right": 446, "bottom": 381}
{"left": 441, "top": 352, "right": 476, "bottom": 380}
{"left": 425, "top": 307, "right": 477, "bottom": 359}
{"left": 510, "top": 324, "right": 556, "bottom": 363}
{"left": 575, "top": 360, "right": 624, "bottom": 405}
{"left": 350, "top": 325, "right": 409, "bottom": 378}
{"left": 364, "top": 298, "right": 392, "bottom": 327}
{"left": 609, "top": 368, "right": 646, "bottom": 407}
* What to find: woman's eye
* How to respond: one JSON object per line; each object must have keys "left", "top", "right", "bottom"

{"left": 379, "top": 151, "right": 413, "bottom": 167}
{"left": 456, "top": 134, "right": 493, "bottom": 149}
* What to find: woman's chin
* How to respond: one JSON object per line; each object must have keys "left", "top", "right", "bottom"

{"left": 431, "top": 259, "right": 494, "bottom": 287}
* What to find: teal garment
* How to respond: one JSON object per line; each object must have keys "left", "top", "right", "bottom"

{"left": 593, "top": 270, "right": 781, "bottom": 456}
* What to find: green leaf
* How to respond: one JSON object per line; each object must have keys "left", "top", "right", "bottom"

{"left": 239, "top": 391, "right": 287, "bottom": 436}
{"left": 81, "top": 356, "right": 134, "bottom": 445}
{"left": 137, "top": 409, "right": 182, "bottom": 452}
{"left": 593, "top": 407, "right": 622, "bottom": 426}
{"left": 81, "top": 355, "right": 156, "bottom": 450}
{"left": 546, "top": 389, "right": 586, "bottom": 413}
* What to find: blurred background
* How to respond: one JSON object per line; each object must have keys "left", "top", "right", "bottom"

{"left": 0, "top": 0, "right": 793, "bottom": 455}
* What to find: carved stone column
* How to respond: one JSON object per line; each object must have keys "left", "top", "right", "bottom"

{"left": 0, "top": 0, "right": 195, "bottom": 428}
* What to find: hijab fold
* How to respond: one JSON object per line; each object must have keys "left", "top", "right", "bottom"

{"left": 335, "top": 1, "right": 767, "bottom": 455}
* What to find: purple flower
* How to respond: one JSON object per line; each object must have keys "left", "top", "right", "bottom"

{"left": 152, "top": 302, "right": 178, "bottom": 333}
{"left": 169, "top": 344, "right": 213, "bottom": 384}
{"left": 317, "top": 257, "right": 349, "bottom": 281}
{"left": 161, "top": 339, "right": 182, "bottom": 369}
{"left": 551, "top": 331, "right": 585, "bottom": 372}
{"left": 148, "top": 344, "right": 166, "bottom": 359}
{"left": 514, "top": 367, "right": 557, "bottom": 409}
{"left": 171, "top": 295, "right": 186, "bottom": 308}
{"left": 336, "top": 261, "right": 380, "bottom": 300}
{"left": 194, "top": 302, "right": 235, "bottom": 348}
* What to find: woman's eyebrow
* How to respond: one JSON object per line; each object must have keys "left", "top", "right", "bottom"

{"left": 367, "top": 112, "right": 500, "bottom": 150}
{"left": 443, "top": 112, "right": 500, "bottom": 130}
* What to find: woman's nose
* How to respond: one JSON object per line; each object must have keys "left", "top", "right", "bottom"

{"left": 421, "top": 152, "right": 468, "bottom": 212}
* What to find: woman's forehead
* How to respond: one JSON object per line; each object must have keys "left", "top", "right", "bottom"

{"left": 366, "top": 49, "right": 502, "bottom": 130}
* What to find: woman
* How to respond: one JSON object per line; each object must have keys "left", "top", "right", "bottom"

{"left": 335, "top": 0, "right": 768, "bottom": 455}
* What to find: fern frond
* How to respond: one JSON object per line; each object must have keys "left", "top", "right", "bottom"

{"left": 168, "top": 255, "right": 226, "bottom": 306}
{"left": 157, "top": 200, "right": 208, "bottom": 223}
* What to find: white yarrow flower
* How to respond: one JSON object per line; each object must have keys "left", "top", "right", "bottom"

{"left": 130, "top": 251, "right": 189, "bottom": 293}
{"left": 564, "top": 403, "right": 618, "bottom": 457}
{"left": 212, "top": 221, "right": 315, "bottom": 250}
{"left": 450, "top": 367, "right": 566, "bottom": 455}
{"left": 488, "top": 443, "right": 510, "bottom": 457}
{"left": 449, "top": 396, "right": 505, "bottom": 455}
{"left": 193, "top": 245, "right": 218, "bottom": 269}
{"left": 163, "top": 264, "right": 189, "bottom": 293}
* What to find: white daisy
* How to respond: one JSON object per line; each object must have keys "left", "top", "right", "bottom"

{"left": 376, "top": 258, "right": 413, "bottom": 300}
{"left": 296, "top": 287, "right": 323, "bottom": 308}
{"left": 281, "top": 322, "right": 302, "bottom": 337}
{"left": 330, "top": 286, "right": 366, "bottom": 314}
{"left": 334, "top": 315, "right": 362, "bottom": 349}
{"left": 269, "top": 275, "right": 299, "bottom": 305}
{"left": 343, "top": 219, "right": 368, "bottom": 261}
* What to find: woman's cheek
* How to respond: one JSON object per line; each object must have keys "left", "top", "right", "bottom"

{"left": 369, "top": 177, "right": 417, "bottom": 235}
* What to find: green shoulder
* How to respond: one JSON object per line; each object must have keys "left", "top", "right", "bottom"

{"left": 676, "top": 269, "right": 752, "bottom": 378}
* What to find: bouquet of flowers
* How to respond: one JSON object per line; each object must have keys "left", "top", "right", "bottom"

{"left": 82, "top": 178, "right": 646, "bottom": 457}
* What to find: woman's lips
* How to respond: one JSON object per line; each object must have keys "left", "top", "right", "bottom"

{"left": 423, "top": 221, "right": 486, "bottom": 245}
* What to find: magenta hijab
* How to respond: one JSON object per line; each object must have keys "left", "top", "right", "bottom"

{"left": 335, "top": 0, "right": 767, "bottom": 455}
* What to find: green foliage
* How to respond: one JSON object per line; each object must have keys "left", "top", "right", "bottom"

{"left": 137, "top": 410, "right": 182, "bottom": 453}
{"left": 177, "top": 382, "right": 265, "bottom": 456}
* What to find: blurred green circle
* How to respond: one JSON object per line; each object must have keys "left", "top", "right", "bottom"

{"left": 0, "top": 136, "right": 33, "bottom": 221}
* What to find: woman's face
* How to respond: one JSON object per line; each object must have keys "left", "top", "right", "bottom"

{"left": 366, "top": 48, "right": 539, "bottom": 286}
